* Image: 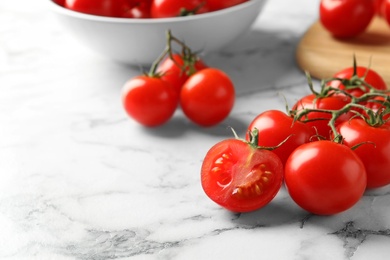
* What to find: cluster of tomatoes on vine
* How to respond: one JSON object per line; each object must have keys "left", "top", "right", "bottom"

{"left": 121, "top": 31, "right": 235, "bottom": 127}
{"left": 201, "top": 58, "right": 390, "bottom": 216}
{"left": 55, "top": 0, "right": 248, "bottom": 18}
{"left": 319, "top": 0, "right": 390, "bottom": 38}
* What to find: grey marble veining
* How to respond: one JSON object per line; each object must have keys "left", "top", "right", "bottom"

{"left": 1, "top": 0, "right": 390, "bottom": 259}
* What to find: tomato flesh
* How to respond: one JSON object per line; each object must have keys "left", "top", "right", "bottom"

{"left": 201, "top": 139, "right": 283, "bottom": 213}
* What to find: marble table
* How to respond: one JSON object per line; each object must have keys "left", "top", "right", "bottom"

{"left": 1, "top": 0, "right": 390, "bottom": 259}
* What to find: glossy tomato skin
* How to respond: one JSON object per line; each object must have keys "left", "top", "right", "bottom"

{"left": 206, "top": 0, "right": 248, "bottom": 11}
{"left": 364, "top": 94, "right": 390, "bottom": 122}
{"left": 156, "top": 54, "right": 208, "bottom": 95}
{"left": 54, "top": 0, "right": 66, "bottom": 6}
{"left": 292, "top": 94, "right": 353, "bottom": 139}
{"left": 246, "top": 110, "right": 315, "bottom": 166}
{"left": 328, "top": 66, "right": 388, "bottom": 97}
{"left": 337, "top": 119, "right": 390, "bottom": 189}
{"left": 122, "top": 75, "right": 178, "bottom": 127}
{"left": 65, "top": 0, "right": 132, "bottom": 17}
{"left": 201, "top": 139, "right": 284, "bottom": 212}
{"left": 319, "top": 0, "right": 375, "bottom": 38}
{"left": 151, "top": 0, "right": 209, "bottom": 18}
{"left": 180, "top": 68, "right": 235, "bottom": 127}
{"left": 122, "top": 1, "right": 152, "bottom": 18}
{"left": 285, "top": 141, "right": 367, "bottom": 215}
{"left": 385, "top": 0, "right": 390, "bottom": 26}
{"left": 374, "top": 0, "right": 386, "bottom": 16}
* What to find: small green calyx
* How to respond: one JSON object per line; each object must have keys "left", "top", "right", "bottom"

{"left": 246, "top": 128, "right": 291, "bottom": 151}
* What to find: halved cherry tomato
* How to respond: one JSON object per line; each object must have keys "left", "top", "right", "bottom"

{"left": 151, "top": 0, "right": 209, "bottom": 18}
{"left": 246, "top": 110, "right": 315, "bottom": 165}
{"left": 122, "top": 75, "right": 178, "bottom": 127}
{"left": 337, "top": 118, "right": 390, "bottom": 189}
{"left": 319, "top": 0, "right": 375, "bottom": 38}
{"left": 284, "top": 140, "right": 367, "bottom": 215}
{"left": 157, "top": 53, "right": 207, "bottom": 95}
{"left": 201, "top": 134, "right": 284, "bottom": 212}
{"left": 180, "top": 68, "right": 235, "bottom": 127}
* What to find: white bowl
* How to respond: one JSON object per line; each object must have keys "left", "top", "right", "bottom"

{"left": 48, "top": 0, "right": 267, "bottom": 65}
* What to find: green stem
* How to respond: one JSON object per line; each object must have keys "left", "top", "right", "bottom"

{"left": 148, "top": 46, "right": 169, "bottom": 77}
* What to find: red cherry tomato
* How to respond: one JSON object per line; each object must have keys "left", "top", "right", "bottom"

{"left": 122, "top": 75, "right": 178, "bottom": 127}
{"left": 337, "top": 118, "right": 390, "bottom": 189}
{"left": 156, "top": 53, "right": 208, "bottom": 95}
{"left": 206, "top": 0, "right": 248, "bottom": 11}
{"left": 151, "top": 0, "right": 209, "bottom": 18}
{"left": 319, "top": 0, "right": 375, "bottom": 38}
{"left": 364, "top": 93, "right": 390, "bottom": 123}
{"left": 374, "top": 0, "right": 386, "bottom": 16}
{"left": 328, "top": 66, "right": 388, "bottom": 97}
{"left": 180, "top": 68, "right": 235, "bottom": 127}
{"left": 64, "top": 0, "right": 133, "bottom": 17}
{"left": 201, "top": 136, "right": 284, "bottom": 212}
{"left": 292, "top": 94, "right": 353, "bottom": 139}
{"left": 284, "top": 140, "right": 367, "bottom": 215}
{"left": 54, "top": 0, "right": 65, "bottom": 6}
{"left": 385, "top": 0, "right": 390, "bottom": 26}
{"left": 246, "top": 110, "right": 315, "bottom": 165}
{"left": 122, "top": 1, "right": 152, "bottom": 18}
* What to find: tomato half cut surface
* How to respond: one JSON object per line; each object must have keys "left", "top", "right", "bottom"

{"left": 201, "top": 139, "right": 284, "bottom": 213}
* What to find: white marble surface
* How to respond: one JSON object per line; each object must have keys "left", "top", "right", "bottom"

{"left": 1, "top": 0, "right": 390, "bottom": 259}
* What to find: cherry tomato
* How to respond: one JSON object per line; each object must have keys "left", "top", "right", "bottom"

{"left": 206, "top": 0, "right": 248, "bottom": 11}
{"left": 364, "top": 92, "right": 390, "bottom": 123}
{"left": 285, "top": 140, "right": 367, "bottom": 215}
{"left": 122, "top": 75, "right": 178, "bottom": 127}
{"left": 64, "top": 0, "right": 133, "bottom": 17}
{"left": 122, "top": 1, "right": 152, "bottom": 18}
{"left": 180, "top": 68, "right": 235, "bottom": 127}
{"left": 374, "top": 0, "right": 386, "bottom": 16}
{"left": 246, "top": 110, "right": 315, "bottom": 166}
{"left": 337, "top": 118, "right": 390, "bottom": 189}
{"left": 385, "top": 0, "right": 390, "bottom": 26}
{"left": 151, "top": 0, "right": 209, "bottom": 18}
{"left": 54, "top": 0, "right": 65, "bottom": 6}
{"left": 328, "top": 66, "right": 388, "bottom": 97}
{"left": 319, "top": 0, "right": 375, "bottom": 38}
{"left": 201, "top": 136, "right": 284, "bottom": 212}
{"left": 156, "top": 53, "right": 208, "bottom": 95}
{"left": 292, "top": 94, "right": 353, "bottom": 139}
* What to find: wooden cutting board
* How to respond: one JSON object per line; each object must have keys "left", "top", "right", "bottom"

{"left": 296, "top": 16, "right": 390, "bottom": 88}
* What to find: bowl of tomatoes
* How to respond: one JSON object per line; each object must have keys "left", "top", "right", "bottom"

{"left": 49, "top": 0, "right": 267, "bottom": 65}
